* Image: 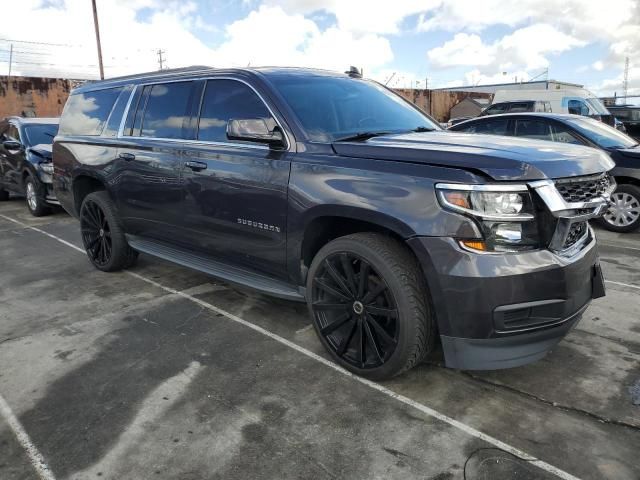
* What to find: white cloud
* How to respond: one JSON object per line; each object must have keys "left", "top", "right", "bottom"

{"left": 428, "top": 24, "right": 583, "bottom": 74}
{"left": 262, "top": 0, "right": 438, "bottom": 34}
{"left": 0, "top": 2, "right": 393, "bottom": 80}
{"left": 210, "top": 6, "right": 393, "bottom": 72}
{"left": 592, "top": 61, "right": 605, "bottom": 72}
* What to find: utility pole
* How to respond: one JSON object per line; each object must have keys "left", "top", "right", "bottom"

{"left": 623, "top": 56, "right": 629, "bottom": 101}
{"left": 92, "top": 0, "right": 104, "bottom": 80}
{"left": 8, "top": 43, "right": 12, "bottom": 77}
{"left": 157, "top": 49, "right": 166, "bottom": 70}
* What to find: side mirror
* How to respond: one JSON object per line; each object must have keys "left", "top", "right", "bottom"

{"left": 227, "top": 118, "right": 285, "bottom": 149}
{"left": 3, "top": 140, "right": 22, "bottom": 151}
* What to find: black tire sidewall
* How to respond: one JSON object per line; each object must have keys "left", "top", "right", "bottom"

{"left": 600, "top": 184, "right": 640, "bottom": 233}
{"left": 307, "top": 235, "right": 429, "bottom": 379}
{"left": 80, "top": 191, "right": 136, "bottom": 272}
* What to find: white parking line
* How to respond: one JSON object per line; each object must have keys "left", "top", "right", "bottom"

{"left": 0, "top": 214, "right": 582, "bottom": 480}
{"left": 598, "top": 241, "right": 640, "bottom": 252}
{"left": 605, "top": 279, "right": 640, "bottom": 290}
{"left": 0, "top": 394, "right": 56, "bottom": 480}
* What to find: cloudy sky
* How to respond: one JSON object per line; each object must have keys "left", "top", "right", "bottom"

{"left": 1, "top": 0, "right": 638, "bottom": 98}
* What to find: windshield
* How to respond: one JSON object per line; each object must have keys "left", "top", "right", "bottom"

{"left": 268, "top": 76, "right": 440, "bottom": 142}
{"left": 24, "top": 124, "right": 58, "bottom": 147}
{"left": 567, "top": 116, "right": 637, "bottom": 149}
{"left": 586, "top": 97, "right": 609, "bottom": 115}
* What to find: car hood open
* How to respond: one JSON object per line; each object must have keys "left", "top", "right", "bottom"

{"left": 332, "top": 131, "right": 614, "bottom": 181}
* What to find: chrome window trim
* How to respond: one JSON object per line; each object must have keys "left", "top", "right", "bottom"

{"left": 117, "top": 86, "right": 137, "bottom": 137}
{"left": 116, "top": 76, "right": 291, "bottom": 152}
{"left": 436, "top": 183, "right": 529, "bottom": 192}
{"left": 115, "top": 136, "right": 269, "bottom": 151}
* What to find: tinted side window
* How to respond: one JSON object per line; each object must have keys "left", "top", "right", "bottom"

{"left": 6, "top": 125, "right": 20, "bottom": 142}
{"left": 103, "top": 86, "right": 133, "bottom": 137}
{"left": 140, "top": 82, "right": 194, "bottom": 139}
{"left": 198, "top": 80, "right": 273, "bottom": 143}
{"left": 59, "top": 88, "right": 123, "bottom": 136}
{"left": 507, "top": 102, "right": 531, "bottom": 113}
{"left": 551, "top": 124, "right": 583, "bottom": 145}
{"left": 472, "top": 119, "right": 509, "bottom": 135}
{"left": 485, "top": 103, "right": 507, "bottom": 115}
{"left": 514, "top": 119, "right": 553, "bottom": 141}
{"left": 567, "top": 99, "right": 589, "bottom": 116}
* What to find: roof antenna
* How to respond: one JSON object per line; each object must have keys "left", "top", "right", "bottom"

{"left": 345, "top": 66, "right": 362, "bottom": 78}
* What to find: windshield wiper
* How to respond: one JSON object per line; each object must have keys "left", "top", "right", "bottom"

{"left": 409, "top": 126, "right": 435, "bottom": 132}
{"left": 334, "top": 131, "right": 393, "bottom": 142}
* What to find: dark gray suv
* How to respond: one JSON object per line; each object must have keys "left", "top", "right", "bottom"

{"left": 53, "top": 67, "right": 612, "bottom": 379}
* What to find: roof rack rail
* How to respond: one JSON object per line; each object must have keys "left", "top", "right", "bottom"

{"left": 87, "top": 65, "right": 214, "bottom": 84}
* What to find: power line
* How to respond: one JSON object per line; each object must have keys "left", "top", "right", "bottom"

{"left": 0, "top": 38, "right": 81, "bottom": 47}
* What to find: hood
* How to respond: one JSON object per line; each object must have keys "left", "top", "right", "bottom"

{"left": 28, "top": 144, "right": 53, "bottom": 161}
{"left": 332, "top": 131, "right": 614, "bottom": 181}
{"left": 615, "top": 146, "right": 640, "bottom": 160}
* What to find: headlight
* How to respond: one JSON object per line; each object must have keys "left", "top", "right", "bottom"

{"left": 436, "top": 183, "right": 540, "bottom": 253}
{"left": 40, "top": 162, "right": 54, "bottom": 174}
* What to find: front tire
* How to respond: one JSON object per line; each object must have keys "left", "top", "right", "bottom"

{"left": 307, "top": 233, "right": 435, "bottom": 380}
{"left": 0, "top": 187, "right": 9, "bottom": 201}
{"left": 25, "top": 175, "right": 51, "bottom": 217}
{"left": 600, "top": 184, "right": 640, "bottom": 233}
{"left": 80, "top": 191, "right": 138, "bottom": 272}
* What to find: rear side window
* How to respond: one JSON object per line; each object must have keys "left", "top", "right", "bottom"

{"left": 59, "top": 87, "right": 123, "bottom": 136}
{"left": 466, "top": 118, "right": 509, "bottom": 135}
{"left": 197, "top": 79, "right": 273, "bottom": 143}
{"left": 514, "top": 119, "right": 553, "bottom": 141}
{"left": 102, "top": 86, "right": 133, "bottom": 137}
{"left": 139, "top": 82, "right": 194, "bottom": 139}
{"left": 507, "top": 102, "right": 531, "bottom": 113}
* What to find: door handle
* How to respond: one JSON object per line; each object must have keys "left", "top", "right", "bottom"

{"left": 185, "top": 160, "right": 207, "bottom": 171}
{"left": 119, "top": 152, "right": 135, "bottom": 161}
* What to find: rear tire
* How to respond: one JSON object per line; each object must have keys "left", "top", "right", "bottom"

{"left": 0, "top": 188, "right": 8, "bottom": 201}
{"left": 25, "top": 175, "right": 51, "bottom": 217}
{"left": 599, "top": 184, "right": 640, "bottom": 233}
{"left": 80, "top": 191, "right": 138, "bottom": 272}
{"left": 307, "top": 232, "right": 435, "bottom": 380}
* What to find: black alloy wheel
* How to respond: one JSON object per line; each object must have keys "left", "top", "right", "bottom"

{"left": 312, "top": 252, "right": 399, "bottom": 370}
{"left": 307, "top": 233, "right": 434, "bottom": 379}
{"left": 81, "top": 198, "right": 113, "bottom": 268}
{"left": 79, "top": 191, "right": 138, "bottom": 272}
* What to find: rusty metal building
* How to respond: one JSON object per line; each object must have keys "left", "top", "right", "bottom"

{"left": 0, "top": 76, "right": 84, "bottom": 119}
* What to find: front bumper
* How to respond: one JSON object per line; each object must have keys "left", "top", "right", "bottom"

{"left": 408, "top": 232, "right": 605, "bottom": 370}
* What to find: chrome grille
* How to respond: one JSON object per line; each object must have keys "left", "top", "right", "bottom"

{"left": 555, "top": 174, "right": 612, "bottom": 204}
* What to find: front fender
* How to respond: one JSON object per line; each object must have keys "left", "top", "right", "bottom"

{"left": 286, "top": 155, "right": 483, "bottom": 284}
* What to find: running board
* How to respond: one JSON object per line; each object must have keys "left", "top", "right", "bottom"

{"left": 126, "top": 235, "right": 305, "bottom": 302}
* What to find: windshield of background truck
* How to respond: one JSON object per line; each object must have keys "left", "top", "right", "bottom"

{"left": 567, "top": 117, "right": 637, "bottom": 149}
{"left": 269, "top": 76, "right": 440, "bottom": 142}
{"left": 586, "top": 97, "right": 609, "bottom": 115}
